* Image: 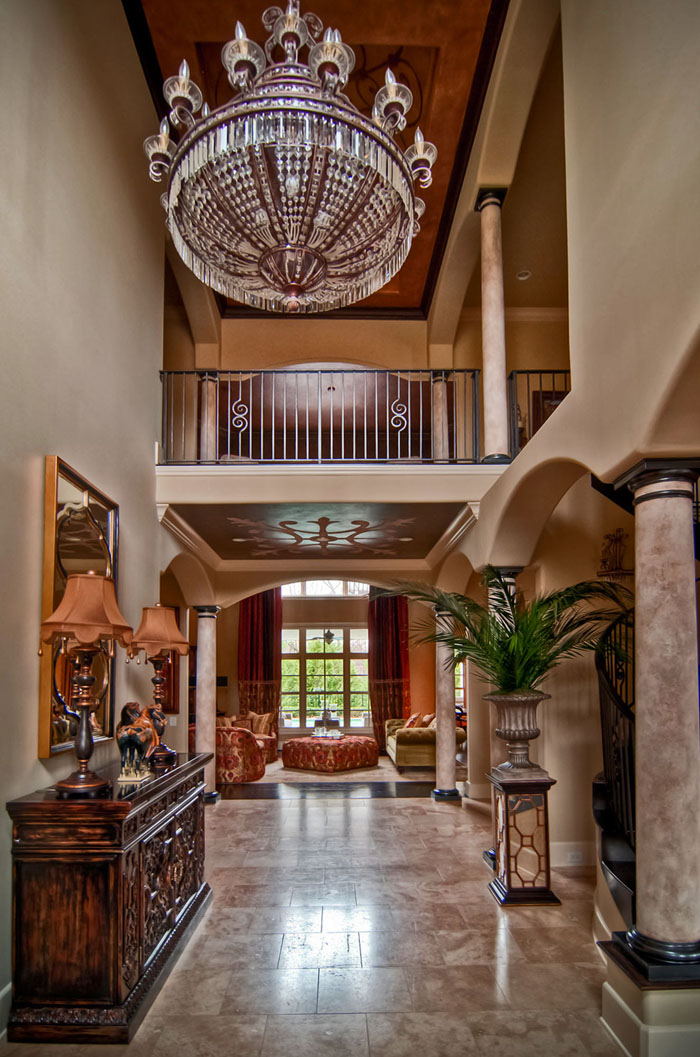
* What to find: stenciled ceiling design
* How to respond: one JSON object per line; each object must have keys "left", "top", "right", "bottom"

{"left": 125, "top": 0, "right": 509, "bottom": 317}
{"left": 170, "top": 502, "right": 465, "bottom": 560}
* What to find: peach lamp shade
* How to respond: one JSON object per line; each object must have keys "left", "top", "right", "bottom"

{"left": 39, "top": 572, "right": 132, "bottom": 647}
{"left": 130, "top": 605, "right": 189, "bottom": 659}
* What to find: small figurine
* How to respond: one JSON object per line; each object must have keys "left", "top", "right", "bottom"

{"left": 116, "top": 702, "right": 157, "bottom": 782}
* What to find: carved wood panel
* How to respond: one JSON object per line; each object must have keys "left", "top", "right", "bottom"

{"left": 142, "top": 819, "right": 173, "bottom": 963}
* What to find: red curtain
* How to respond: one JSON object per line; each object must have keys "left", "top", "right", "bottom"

{"left": 368, "top": 591, "right": 412, "bottom": 750}
{"left": 237, "top": 588, "right": 282, "bottom": 737}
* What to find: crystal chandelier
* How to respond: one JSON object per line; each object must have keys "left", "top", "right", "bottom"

{"left": 144, "top": 2, "right": 437, "bottom": 314}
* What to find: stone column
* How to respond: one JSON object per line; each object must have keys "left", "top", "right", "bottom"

{"left": 625, "top": 466, "right": 700, "bottom": 960}
{"left": 432, "top": 623, "right": 460, "bottom": 802}
{"left": 432, "top": 371, "right": 450, "bottom": 461}
{"left": 194, "top": 605, "right": 220, "bottom": 800}
{"left": 476, "top": 189, "right": 509, "bottom": 464}
{"left": 199, "top": 373, "right": 217, "bottom": 462}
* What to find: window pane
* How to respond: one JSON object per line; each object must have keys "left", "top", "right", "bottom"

{"left": 305, "top": 580, "right": 344, "bottom": 596}
{"left": 346, "top": 582, "right": 370, "bottom": 596}
{"left": 350, "top": 629, "right": 368, "bottom": 653}
{"left": 282, "top": 630, "right": 299, "bottom": 653}
{"left": 280, "top": 694, "right": 300, "bottom": 729}
{"left": 350, "top": 658, "right": 368, "bottom": 676}
{"left": 281, "top": 676, "right": 300, "bottom": 694}
{"left": 350, "top": 674, "right": 368, "bottom": 693}
{"left": 281, "top": 582, "right": 303, "bottom": 596}
{"left": 281, "top": 658, "right": 299, "bottom": 674}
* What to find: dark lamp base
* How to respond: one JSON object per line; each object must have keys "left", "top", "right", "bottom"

{"left": 55, "top": 770, "right": 110, "bottom": 798}
{"left": 489, "top": 876, "right": 560, "bottom": 906}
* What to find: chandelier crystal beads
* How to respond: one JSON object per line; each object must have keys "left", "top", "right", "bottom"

{"left": 144, "top": 2, "right": 437, "bottom": 314}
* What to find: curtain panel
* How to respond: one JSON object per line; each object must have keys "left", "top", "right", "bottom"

{"left": 368, "top": 591, "right": 412, "bottom": 750}
{"left": 237, "top": 588, "right": 282, "bottom": 737}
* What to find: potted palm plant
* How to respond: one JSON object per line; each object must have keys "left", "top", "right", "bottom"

{"left": 391, "top": 568, "right": 631, "bottom": 775}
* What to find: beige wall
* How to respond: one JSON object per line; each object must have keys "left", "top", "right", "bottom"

{"left": 0, "top": 0, "right": 165, "bottom": 1030}
{"left": 529, "top": 477, "right": 635, "bottom": 864}
{"left": 454, "top": 317, "right": 570, "bottom": 373}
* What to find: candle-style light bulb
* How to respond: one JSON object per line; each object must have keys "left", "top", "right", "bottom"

{"left": 385, "top": 68, "right": 396, "bottom": 86}
{"left": 323, "top": 27, "right": 333, "bottom": 42}
{"left": 235, "top": 21, "right": 247, "bottom": 40}
{"left": 201, "top": 102, "right": 210, "bottom": 118}
{"left": 415, "top": 126, "right": 424, "bottom": 148}
{"left": 333, "top": 30, "right": 342, "bottom": 43}
{"left": 179, "top": 59, "right": 190, "bottom": 80}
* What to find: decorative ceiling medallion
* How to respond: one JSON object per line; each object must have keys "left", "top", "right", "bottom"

{"left": 227, "top": 513, "right": 416, "bottom": 556}
{"left": 143, "top": 1, "right": 437, "bottom": 314}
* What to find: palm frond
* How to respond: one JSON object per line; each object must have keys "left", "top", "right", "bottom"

{"left": 384, "top": 567, "right": 631, "bottom": 693}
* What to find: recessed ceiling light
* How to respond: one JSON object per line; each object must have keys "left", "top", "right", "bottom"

{"left": 516, "top": 269, "right": 532, "bottom": 281}
{"left": 232, "top": 537, "right": 247, "bottom": 542}
{"left": 399, "top": 536, "right": 413, "bottom": 542}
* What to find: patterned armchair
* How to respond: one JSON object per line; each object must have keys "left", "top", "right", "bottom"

{"left": 215, "top": 726, "right": 265, "bottom": 784}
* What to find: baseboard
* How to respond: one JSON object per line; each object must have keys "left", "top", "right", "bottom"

{"left": 550, "top": 840, "right": 595, "bottom": 868}
{"left": 0, "top": 978, "right": 12, "bottom": 1039}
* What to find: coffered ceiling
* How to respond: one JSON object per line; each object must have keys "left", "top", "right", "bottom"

{"left": 170, "top": 501, "right": 466, "bottom": 562}
{"left": 124, "top": 0, "right": 509, "bottom": 318}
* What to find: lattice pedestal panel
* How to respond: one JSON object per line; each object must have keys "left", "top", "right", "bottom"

{"left": 487, "top": 771, "right": 560, "bottom": 906}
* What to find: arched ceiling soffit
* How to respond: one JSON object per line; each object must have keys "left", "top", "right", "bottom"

{"left": 164, "top": 551, "right": 216, "bottom": 606}
{"left": 127, "top": 0, "right": 509, "bottom": 319}
{"left": 463, "top": 456, "right": 590, "bottom": 570}
{"left": 434, "top": 550, "right": 474, "bottom": 593}
{"left": 214, "top": 571, "right": 434, "bottom": 610}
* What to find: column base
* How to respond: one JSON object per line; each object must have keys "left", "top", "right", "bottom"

{"left": 204, "top": 790, "right": 221, "bottom": 805}
{"left": 481, "top": 453, "right": 511, "bottom": 464}
{"left": 600, "top": 941, "right": 700, "bottom": 1057}
{"left": 603, "top": 933, "right": 700, "bottom": 983}
{"left": 431, "top": 788, "right": 461, "bottom": 802}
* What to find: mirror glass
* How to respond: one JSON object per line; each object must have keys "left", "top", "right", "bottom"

{"left": 38, "top": 457, "right": 119, "bottom": 757}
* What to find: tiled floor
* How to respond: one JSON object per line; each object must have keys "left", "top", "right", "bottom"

{"left": 1, "top": 795, "right": 621, "bottom": 1057}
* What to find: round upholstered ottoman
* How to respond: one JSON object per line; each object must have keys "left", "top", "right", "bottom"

{"left": 282, "top": 735, "right": 379, "bottom": 773}
{"left": 216, "top": 726, "right": 265, "bottom": 784}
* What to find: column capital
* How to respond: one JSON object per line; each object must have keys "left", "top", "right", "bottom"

{"left": 613, "top": 458, "right": 699, "bottom": 501}
{"left": 475, "top": 187, "right": 507, "bottom": 212}
{"left": 194, "top": 605, "right": 220, "bottom": 618}
{"left": 491, "top": 565, "right": 523, "bottom": 579}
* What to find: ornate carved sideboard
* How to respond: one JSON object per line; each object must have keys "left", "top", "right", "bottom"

{"left": 6, "top": 753, "right": 212, "bottom": 1043}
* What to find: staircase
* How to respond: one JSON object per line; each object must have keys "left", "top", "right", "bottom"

{"left": 594, "top": 610, "right": 636, "bottom": 925}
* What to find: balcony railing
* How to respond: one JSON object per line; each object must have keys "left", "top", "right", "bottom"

{"left": 508, "top": 370, "right": 571, "bottom": 457}
{"left": 160, "top": 369, "right": 481, "bottom": 465}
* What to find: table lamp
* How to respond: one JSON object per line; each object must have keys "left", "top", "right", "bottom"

{"left": 129, "top": 604, "right": 189, "bottom": 766}
{"left": 39, "top": 572, "right": 133, "bottom": 796}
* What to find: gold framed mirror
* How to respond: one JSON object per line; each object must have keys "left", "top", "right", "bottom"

{"left": 38, "top": 457, "right": 119, "bottom": 758}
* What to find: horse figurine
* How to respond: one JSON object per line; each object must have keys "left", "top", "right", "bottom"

{"left": 116, "top": 702, "right": 158, "bottom": 782}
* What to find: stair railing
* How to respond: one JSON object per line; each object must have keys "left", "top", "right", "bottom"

{"left": 596, "top": 610, "right": 636, "bottom": 850}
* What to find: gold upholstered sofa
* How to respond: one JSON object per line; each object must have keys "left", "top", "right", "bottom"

{"left": 385, "top": 717, "right": 467, "bottom": 771}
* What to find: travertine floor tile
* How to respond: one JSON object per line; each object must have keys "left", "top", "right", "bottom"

{"left": 317, "top": 968, "right": 412, "bottom": 1014}
{"left": 224, "top": 968, "right": 319, "bottom": 1014}
{"left": 279, "top": 932, "right": 362, "bottom": 968}
{"left": 359, "top": 930, "right": 446, "bottom": 967}
{"left": 404, "top": 965, "right": 509, "bottom": 1014}
{"left": 367, "top": 1011, "right": 479, "bottom": 1057}
{"left": 261, "top": 1014, "right": 369, "bottom": 1057}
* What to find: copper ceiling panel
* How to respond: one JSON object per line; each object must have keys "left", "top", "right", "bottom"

{"left": 170, "top": 501, "right": 465, "bottom": 560}
{"left": 130, "top": 0, "right": 508, "bottom": 315}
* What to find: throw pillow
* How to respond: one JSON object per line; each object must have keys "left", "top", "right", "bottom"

{"left": 427, "top": 717, "right": 438, "bottom": 729}
{"left": 216, "top": 715, "right": 235, "bottom": 727}
{"left": 420, "top": 713, "right": 436, "bottom": 727}
{"left": 250, "top": 711, "right": 273, "bottom": 735}
{"left": 404, "top": 713, "right": 421, "bottom": 728}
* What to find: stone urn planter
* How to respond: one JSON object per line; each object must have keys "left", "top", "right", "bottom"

{"left": 484, "top": 690, "right": 551, "bottom": 777}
